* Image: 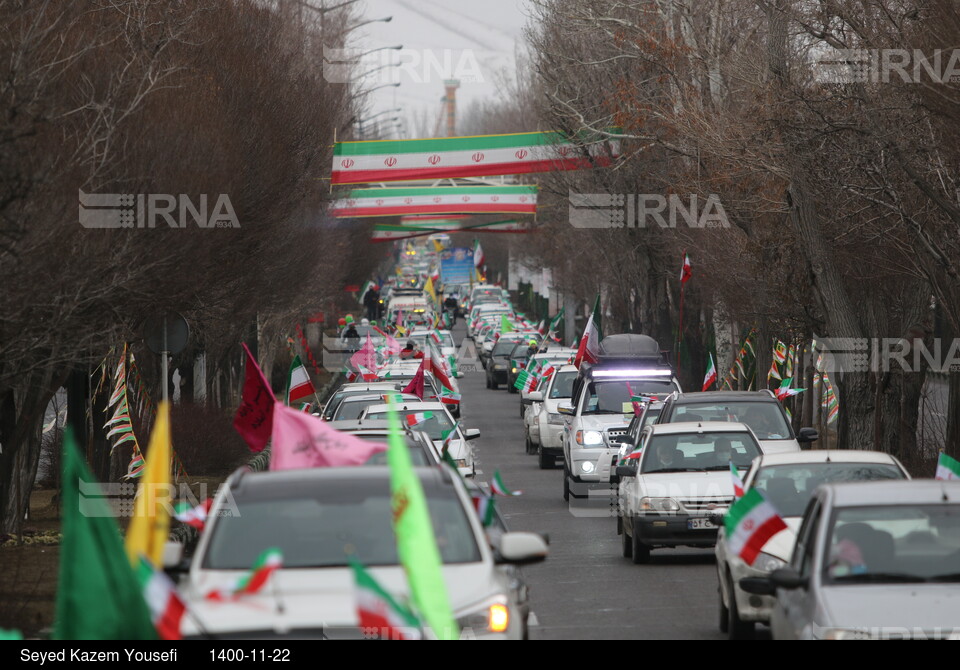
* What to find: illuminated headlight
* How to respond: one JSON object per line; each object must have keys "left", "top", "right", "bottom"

{"left": 580, "top": 461, "right": 596, "bottom": 474}
{"left": 754, "top": 552, "right": 787, "bottom": 573}
{"left": 511, "top": 367, "right": 517, "bottom": 374}
{"left": 576, "top": 430, "right": 603, "bottom": 446}
{"left": 456, "top": 598, "right": 510, "bottom": 634}
{"left": 547, "top": 413, "right": 563, "bottom": 425}
{"left": 639, "top": 497, "right": 680, "bottom": 513}
{"left": 493, "top": 364, "right": 506, "bottom": 371}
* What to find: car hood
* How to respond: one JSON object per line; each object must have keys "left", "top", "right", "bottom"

{"left": 577, "top": 415, "right": 631, "bottom": 431}
{"left": 819, "top": 584, "right": 960, "bottom": 634}
{"left": 183, "top": 563, "right": 500, "bottom": 636}
{"left": 758, "top": 438, "right": 802, "bottom": 454}
{"left": 636, "top": 470, "right": 736, "bottom": 500}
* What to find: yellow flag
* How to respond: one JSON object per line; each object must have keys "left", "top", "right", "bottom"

{"left": 432, "top": 239, "right": 443, "bottom": 252}
{"left": 125, "top": 402, "right": 172, "bottom": 567}
{"left": 424, "top": 276, "right": 437, "bottom": 303}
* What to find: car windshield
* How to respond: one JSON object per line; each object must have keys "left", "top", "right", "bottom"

{"left": 365, "top": 410, "right": 454, "bottom": 441}
{"left": 824, "top": 505, "right": 960, "bottom": 584}
{"left": 753, "top": 463, "right": 906, "bottom": 517}
{"left": 671, "top": 401, "right": 791, "bottom": 439}
{"left": 640, "top": 431, "right": 760, "bottom": 473}
{"left": 583, "top": 380, "right": 676, "bottom": 414}
{"left": 203, "top": 483, "right": 480, "bottom": 569}
{"left": 493, "top": 338, "right": 523, "bottom": 357}
{"left": 333, "top": 396, "right": 413, "bottom": 421}
{"left": 549, "top": 371, "right": 578, "bottom": 399}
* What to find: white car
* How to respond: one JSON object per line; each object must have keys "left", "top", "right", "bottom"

{"left": 360, "top": 401, "right": 478, "bottom": 478}
{"left": 525, "top": 365, "right": 578, "bottom": 470}
{"left": 616, "top": 422, "right": 765, "bottom": 563}
{"left": 179, "top": 466, "right": 548, "bottom": 639}
{"left": 740, "top": 480, "right": 960, "bottom": 640}
{"left": 715, "top": 450, "right": 909, "bottom": 638}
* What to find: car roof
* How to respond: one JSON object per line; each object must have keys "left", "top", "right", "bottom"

{"left": 671, "top": 390, "right": 777, "bottom": 403}
{"left": 227, "top": 465, "right": 455, "bottom": 498}
{"left": 756, "top": 450, "right": 902, "bottom": 467}
{"left": 822, "top": 480, "right": 960, "bottom": 506}
{"left": 364, "top": 402, "right": 447, "bottom": 413}
{"left": 648, "top": 421, "right": 753, "bottom": 435}
{"left": 339, "top": 382, "right": 400, "bottom": 391}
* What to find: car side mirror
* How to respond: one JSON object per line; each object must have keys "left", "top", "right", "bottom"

{"left": 497, "top": 532, "right": 549, "bottom": 566}
{"left": 797, "top": 427, "right": 819, "bottom": 443}
{"left": 739, "top": 576, "right": 777, "bottom": 596}
{"left": 527, "top": 391, "right": 543, "bottom": 402}
{"left": 616, "top": 465, "right": 638, "bottom": 478}
{"left": 769, "top": 568, "right": 808, "bottom": 590}
{"left": 557, "top": 402, "right": 575, "bottom": 416}
{"left": 464, "top": 428, "right": 481, "bottom": 440}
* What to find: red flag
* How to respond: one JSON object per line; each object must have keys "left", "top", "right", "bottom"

{"left": 402, "top": 362, "right": 425, "bottom": 399}
{"left": 424, "top": 345, "right": 454, "bottom": 392}
{"left": 233, "top": 343, "right": 277, "bottom": 452}
{"left": 574, "top": 295, "right": 603, "bottom": 369}
{"left": 680, "top": 253, "right": 692, "bottom": 284}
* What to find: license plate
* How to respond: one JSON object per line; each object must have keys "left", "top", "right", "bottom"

{"left": 688, "top": 517, "right": 716, "bottom": 530}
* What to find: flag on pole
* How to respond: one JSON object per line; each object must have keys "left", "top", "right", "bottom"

{"left": 285, "top": 355, "right": 316, "bottom": 405}
{"left": 730, "top": 463, "right": 745, "bottom": 499}
{"left": 270, "top": 403, "right": 388, "bottom": 470}
{"left": 136, "top": 558, "right": 186, "bottom": 641}
{"left": 55, "top": 428, "right": 157, "bottom": 640}
{"left": 174, "top": 499, "right": 213, "bottom": 532}
{"left": 402, "top": 362, "right": 425, "bottom": 399}
{"left": 702, "top": 353, "right": 717, "bottom": 391}
{"left": 935, "top": 453, "right": 960, "bottom": 481}
{"left": 350, "top": 334, "right": 378, "bottom": 373}
{"left": 680, "top": 253, "right": 692, "bottom": 284}
{"left": 471, "top": 494, "right": 497, "bottom": 527}
{"left": 500, "top": 314, "right": 514, "bottom": 335}
{"left": 424, "top": 344, "right": 454, "bottom": 392}
{"left": 405, "top": 411, "right": 434, "bottom": 427}
{"left": 474, "top": 240, "right": 486, "bottom": 268}
{"left": 574, "top": 294, "right": 603, "bottom": 369}
{"left": 384, "top": 398, "right": 459, "bottom": 640}
{"left": 125, "top": 402, "right": 172, "bottom": 568}
{"left": 723, "top": 489, "right": 787, "bottom": 566}
{"left": 545, "top": 308, "right": 564, "bottom": 341}
{"left": 350, "top": 559, "right": 422, "bottom": 640}
{"left": 775, "top": 378, "right": 805, "bottom": 401}
{"left": 767, "top": 359, "right": 782, "bottom": 382}
{"left": 234, "top": 343, "right": 277, "bottom": 453}
{"left": 205, "top": 548, "right": 284, "bottom": 601}
{"left": 490, "top": 470, "right": 522, "bottom": 497}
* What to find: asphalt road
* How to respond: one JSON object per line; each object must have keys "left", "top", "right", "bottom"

{"left": 451, "top": 324, "right": 728, "bottom": 640}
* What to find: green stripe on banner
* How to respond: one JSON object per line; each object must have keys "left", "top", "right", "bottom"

{"left": 336, "top": 131, "right": 571, "bottom": 156}
{"left": 340, "top": 185, "right": 538, "bottom": 198}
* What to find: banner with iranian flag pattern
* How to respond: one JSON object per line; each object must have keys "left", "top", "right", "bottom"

{"left": 332, "top": 131, "right": 621, "bottom": 185}
{"left": 331, "top": 185, "right": 537, "bottom": 218}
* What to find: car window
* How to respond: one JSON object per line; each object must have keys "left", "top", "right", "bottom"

{"left": 640, "top": 432, "right": 760, "bottom": 473}
{"left": 671, "top": 401, "right": 791, "bottom": 439}
{"left": 365, "top": 410, "right": 454, "bottom": 441}
{"left": 752, "top": 463, "right": 905, "bottom": 517}
{"left": 796, "top": 499, "right": 822, "bottom": 577}
{"left": 548, "top": 371, "right": 577, "bottom": 399}
{"left": 584, "top": 380, "right": 677, "bottom": 415}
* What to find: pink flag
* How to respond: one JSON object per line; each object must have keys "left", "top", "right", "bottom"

{"left": 270, "top": 403, "right": 388, "bottom": 470}
{"left": 350, "top": 334, "right": 378, "bottom": 372}
{"left": 234, "top": 343, "right": 277, "bottom": 453}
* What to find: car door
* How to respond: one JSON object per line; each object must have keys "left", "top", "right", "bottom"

{"left": 773, "top": 495, "right": 823, "bottom": 640}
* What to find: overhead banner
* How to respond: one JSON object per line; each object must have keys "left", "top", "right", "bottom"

{"left": 331, "top": 131, "right": 621, "bottom": 185}
{"left": 330, "top": 185, "right": 537, "bottom": 218}
{"left": 370, "top": 220, "right": 531, "bottom": 242}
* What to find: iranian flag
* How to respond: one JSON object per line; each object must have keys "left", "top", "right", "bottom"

{"left": 431, "top": 389, "right": 461, "bottom": 406}
{"left": 730, "top": 463, "right": 745, "bottom": 499}
{"left": 723, "top": 489, "right": 787, "bottom": 566}
{"left": 331, "top": 185, "right": 538, "bottom": 218}
{"left": 490, "top": 470, "right": 522, "bottom": 497}
{"left": 513, "top": 370, "right": 538, "bottom": 393}
{"left": 935, "top": 453, "right": 960, "bottom": 481}
{"left": 405, "top": 412, "right": 434, "bottom": 427}
{"left": 350, "top": 559, "right": 422, "bottom": 640}
{"left": 286, "top": 355, "right": 316, "bottom": 405}
{"left": 474, "top": 240, "right": 486, "bottom": 268}
{"left": 205, "top": 548, "right": 283, "bottom": 601}
{"left": 545, "top": 308, "right": 564, "bottom": 340}
{"left": 331, "top": 131, "right": 620, "bottom": 185}
{"left": 136, "top": 557, "right": 186, "bottom": 641}
{"left": 680, "top": 253, "right": 692, "bottom": 284}
{"left": 702, "top": 353, "right": 717, "bottom": 391}
{"left": 440, "top": 422, "right": 460, "bottom": 455}
{"left": 775, "top": 378, "right": 805, "bottom": 401}
{"left": 471, "top": 494, "right": 497, "bottom": 527}
{"left": 574, "top": 295, "right": 603, "bottom": 369}
{"left": 173, "top": 499, "right": 213, "bottom": 531}
{"left": 424, "top": 345, "right": 454, "bottom": 392}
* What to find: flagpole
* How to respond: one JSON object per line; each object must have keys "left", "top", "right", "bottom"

{"left": 677, "top": 279, "right": 685, "bottom": 374}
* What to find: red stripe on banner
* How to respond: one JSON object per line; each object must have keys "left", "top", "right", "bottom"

{"left": 741, "top": 516, "right": 787, "bottom": 565}
{"left": 333, "top": 203, "right": 537, "bottom": 218}
{"left": 332, "top": 157, "right": 614, "bottom": 185}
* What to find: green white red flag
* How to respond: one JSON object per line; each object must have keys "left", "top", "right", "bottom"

{"left": 471, "top": 494, "right": 497, "bottom": 527}
{"left": 136, "top": 557, "right": 186, "bottom": 640}
{"left": 350, "top": 559, "right": 422, "bottom": 640}
{"left": 405, "top": 412, "right": 434, "bottom": 427}
{"left": 331, "top": 131, "right": 620, "bottom": 185}
{"left": 205, "top": 548, "right": 283, "bottom": 601}
{"left": 775, "top": 378, "right": 805, "bottom": 401}
{"left": 574, "top": 295, "right": 603, "bottom": 369}
{"left": 723, "top": 489, "right": 786, "bottom": 565}
{"left": 490, "top": 470, "right": 522, "bottom": 497}
{"left": 702, "top": 353, "right": 717, "bottom": 391}
{"left": 173, "top": 499, "right": 212, "bottom": 531}
{"left": 474, "top": 240, "right": 486, "bottom": 268}
{"left": 935, "top": 453, "right": 960, "bottom": 481}
{"left": 286, "top": 355, "right": 316, "bottom": 405}
{"left": 331, "top": 185, "right": 537, "bottom": 217}
{"left": 680, "top": 253, "right": 692, "bottom": 284}
{"left": 730, "top": 463, "right": 745, "bottom": 499}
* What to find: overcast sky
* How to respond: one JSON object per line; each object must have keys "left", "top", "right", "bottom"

{"left": 348, "top": 0, "right": 531, "bottom": 138}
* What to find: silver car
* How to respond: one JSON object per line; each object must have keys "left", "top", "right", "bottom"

{"left": 741, "top": 480, "right": 960, "bottom": 639}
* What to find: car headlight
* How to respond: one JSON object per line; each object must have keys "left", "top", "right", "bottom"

{"left": 575, "top": 430, "right": 603, "bottom": 446}
{"left": 547, "top": 413, "right": 564, "bottom": 425}
{"left": 579, "top": 461, "right": 595, "bottom": 474}
{"left": 639, "top": 497, "right": 680, "bottom": 513}
{"left": 456, "top": 598, "right": 511, "bottom": 635}
{"left": 754, "top": 552, "right": 787, "bottom": 573}
{"left": 493, "top": 363, "right": 506, "bottom": 370}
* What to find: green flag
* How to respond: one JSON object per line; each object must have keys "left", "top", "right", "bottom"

{"left": 385, "top": 398, "right": 459, "bottom": 640}
{"left": 500, "top": 314, "right": 514, "bottom": 335}
{"left": 55, "top": 428, "right": 157, "bottom": 640}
